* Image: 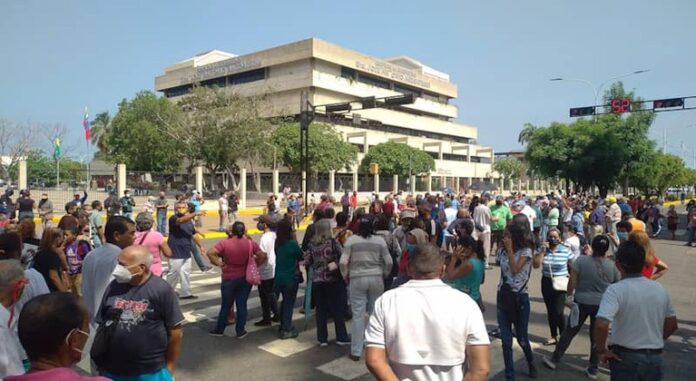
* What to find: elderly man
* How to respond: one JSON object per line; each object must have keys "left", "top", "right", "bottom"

{"left": 94, "top": 245, "right": 184, "bottom": 381}
{"left": 8, "top": 293, "right": 110, "bottom": 381}
{"left": 0, "top": 259, "right": 27, "bottom": 380}
{"left": 365, "top": 243, "right": 490, "bottom": 381}
{"left": 605, "top": 196, "right": 622, "bottom": 235}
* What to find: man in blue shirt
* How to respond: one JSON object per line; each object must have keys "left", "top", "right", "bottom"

{"left": 166, "top": 201, "right": 206, "bottom": 299}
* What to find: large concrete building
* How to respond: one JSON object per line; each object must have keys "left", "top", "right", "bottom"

{"left": 155, "top": 38, "right": 494, "bottom": 192}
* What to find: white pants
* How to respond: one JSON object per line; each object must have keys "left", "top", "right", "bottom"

{"left": 478, "top": 231, "right": 491, "bottom": 264}
{"left": 167, "top": 258, "right": 192, "bottom": 297}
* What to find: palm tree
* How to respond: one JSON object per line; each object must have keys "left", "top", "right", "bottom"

{"left": 90, "top": 112, "right": 111, "bottom": 154}
{"left": 518, "top": 123, "right": 537, "bottom": 145}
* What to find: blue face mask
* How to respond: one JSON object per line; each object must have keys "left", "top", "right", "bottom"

{"left": 617, "top": 232, "right": 628, "bottom": 242}
{"left": 406, "top": 243, "right": 417, "bottom": 253}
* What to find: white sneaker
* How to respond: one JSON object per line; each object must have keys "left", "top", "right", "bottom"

{"left": 584, "top": 368, "right": 598, "bottom": 380}
{"left": 318, "top": 341, "right": 328, "bottom": 347}
{"left": 542, "top": 356, "right": 557, "bottom": 370}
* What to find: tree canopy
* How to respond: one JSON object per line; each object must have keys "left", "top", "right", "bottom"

{"left": 271, "top": 122, "right": 358, "bottom": 173}
{"left": 492, "top": 158, "right": 524, "bottom": 180}
{"left": 360, "top": 141, "right": 435, "bottom": 177}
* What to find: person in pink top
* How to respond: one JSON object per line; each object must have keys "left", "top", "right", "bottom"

{"left": 7, "top": 293, "right": 110, "bottom": 381}
{"left": 134, "top": 212, "right": 172, "bottom": 276}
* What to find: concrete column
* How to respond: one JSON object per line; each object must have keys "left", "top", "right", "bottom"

{"left": 240, "top": 168, "right": 247, "bottom": 209}
{"left": 117, "top": 164, "right": 126, "bottom": 197}
{"left": 467, "top": 177, "right": 473, "bottom": 193}
{"left": 328, "top": 170, "right": 335, "bottom": 197}
{"left": 500, "top": 177, "right": 505, "bottom": 194}
{"left": 374, "top": 173, "right": 380, "bottom": 194}
{"left": 301, "top": 171, "right": 307, "bottom": 198}
{"left": 195, "top": 166, "right": 204, "bottom": 193}
{"left": 18, "top": 160, "right": 27, "bottom": 191}
{"left": 526, "top": 179, "right": 530, "bottom": 194}
{"left": 426, "top": 174, "right": 432, "bottom": 193}
{"left": 392, "top": 174, "right": 399, "bottom": 194}
{"left": 352, "top": 170, "right": 359, "bottom": 192}
{"left": 410, "top": 175, "right": 416, "bottom": 195}
{"left": 272, "top": 169, "right": 280, "bottom": 197}
{"left": 455, "top": 177, "right": 460, "bottom": 193}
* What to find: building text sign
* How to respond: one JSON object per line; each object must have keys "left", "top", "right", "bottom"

{"left": 191, "top": 58, "right": 263, "bottom": 82}
{"left": 355, "top": 61, "right": 431, "bottom": 89}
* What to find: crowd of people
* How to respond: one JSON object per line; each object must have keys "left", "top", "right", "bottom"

{"left": 0, "top": 185, "right": 686, "bottom": 381}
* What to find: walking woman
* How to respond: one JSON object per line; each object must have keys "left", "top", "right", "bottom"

{"left": 629, "top": 230, "right": 669, "bottom": 280}
{"left": 445, "top": 234, "right": 485, "bottom": 311}
{"left": 206, "top": 221, "right": 267, "bottom": 338}
{"left": 273, "top": 218, "right": 304, "bottom": 339}
{"left": 304, "top": 219, "right": 350, "bottom": 346}
{"left": 497, "top": 214, "right": 537, "bottom": 380}
{"left": 340, "top": 214, "right": 392, "bottom": 361}
{"left": 538, "top": 227, "right": 574, "bottom": 346}
{"left": 542, "top": 235, "right": 621, "bottom": 379}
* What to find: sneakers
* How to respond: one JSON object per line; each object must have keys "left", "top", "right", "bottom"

{"left": 208, "top": 330, "right": 224, "bottom": 337}
{"left": 542, "top": 356, "right": 557, "bottom": 370}
{"left": 280, "top": 330, "right": 299, "bottom": 340}
{"left": 254, "top": 319, "right": 272, "bottom": 327}
{"left": 318, "top": 341, "right": 329, "bottom": 347}
{"left": 237, "top": 331, "right": 248, "bottom": 339}
{"left": 271, "top": 315, "right": 280, "bottom": 323}
{"left": 179, "top": 295, "right": 198, "bottom": 300}
{"left": 348, "top": 354, "right": 361, "bottom": 362}
{"left": 336, "top": 339, "right": 351, "bottom": 346}
{"left": 584, "top": 368, "right": 598, "bottom": 380}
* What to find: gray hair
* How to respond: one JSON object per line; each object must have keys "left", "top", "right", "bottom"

{"left": 135, "top": 212, "right": 154, "bottom": 231}
{"left": 547, "top": 227, "right": 561, "bottom": 239}
{"left": 311, "top": 219, "right": 333, "bottom": 246}
{"left": 0, "top": 259, "right": 24, "bottom": 292}
{"left": 409, "top": 243, "right": 445, "bottom": 278}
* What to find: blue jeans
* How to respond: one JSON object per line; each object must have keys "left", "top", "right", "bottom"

{"left": 214, "top": 277, "right": 252, "bottom": 335}
{"left": 157, "top": 213, "right": 167, "bottom": 235}
{"left": 497, "top": 292, "right": 535, "bottom": 381}
{"left": 274, "top": 280, "right": 299, "bottom": 333}
{"left": 609, "top": 349, "right": 663, "bottom": 381}
{"left": 191, "top": 244, "right": 208, "bottom": 271}
{"left": 102, "top": 367, "right": 173, "bottom": 381}
{"left": 687, "top": 226, "right": 695, "bottom": 245}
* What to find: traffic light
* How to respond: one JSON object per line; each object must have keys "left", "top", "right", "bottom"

{"left": 653, "top": 98, "right": 684, "bottom": 109}
{"left": 369, "top": 162, "right": 379, "bottom": 175}
{"left": 569, "top": 106, "right": 595, "bottom": 117}
{"left": 361, "top": 96, "right": 376, "bottom": 109}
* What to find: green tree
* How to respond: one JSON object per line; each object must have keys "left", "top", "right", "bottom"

{"left": 271, "top": 122, "right": 358, "bottom": 176}
{"left": 359, "top": 141, "right": 435, "bottom": 178}
{"left": 90, "top": 112, "right": 111, "bottom": 154}
{"left": 493, "top": 158, "right": 524, "bottom": 180}
{"left": 10, "top": 150, "right": 85, "bottom": 188}
{"left": 107, "top": 91, "right": 184, "bottom": 172}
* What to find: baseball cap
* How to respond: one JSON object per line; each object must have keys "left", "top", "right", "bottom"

{"left": 495, "top": 195, "right": 504, "bottom": 202}
{"left": 400, "top": 210, "right": 417, "bottom": 219}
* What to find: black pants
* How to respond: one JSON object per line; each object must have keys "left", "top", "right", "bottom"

{"left": 342, "top": 205, "right": 349, "bottom": 215}
{"left": 552, "top": 303, "right": 600, "bottom": 371}
{"left": 541, "top": 276, "right": 566, "bottom": 338}
{"left": 259, "top": 278, "right": 278, "bottom": 321}
{"left": 314, "top": 281, "right": 350, "bottom": 343}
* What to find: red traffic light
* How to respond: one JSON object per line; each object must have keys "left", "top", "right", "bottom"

{"left": 611, "top": 98, "right": 631, "bottom": 114}
{"left": 653, "top": 98, "right": 684, "bottom": 109}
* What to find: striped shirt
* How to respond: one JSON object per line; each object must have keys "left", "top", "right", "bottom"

{"left": 340, "top": 235, "right": 392, "bottom": 279}
{"left": 542, "top": 244, "right": 573, "bottom": 278}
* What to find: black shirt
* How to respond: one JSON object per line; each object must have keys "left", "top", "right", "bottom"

{"left": 17, "top": 198, "right": 34, "bottom": 212}
{"left": 97, "top": 275, "right": 184, "bottom": 376}
{"left": 32, "top": 249, "right": 63, "bottom": 292}
{"left": 168, "top": 214, "right": 194, "bottom": 259}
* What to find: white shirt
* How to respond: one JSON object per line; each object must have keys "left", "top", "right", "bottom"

{"left": 564, "top": 235, "right": 581, "bottom": 259}
{"left": 597, "top": 275, "right": 676, "bottom": 349}
{"left": 80, "top": 243, "right": 121, "bottom": 329}
{"left": 520, "top": 205, "right": 536, "bottom": 231}
{"left": 12, "top": 269, "right": 49, "bottom": 331}
{"left": 365, "top": 279, "right": 490, "bottom": 381}
{"left": 473, "top": 204, "right": 492, "bottom": 233}
{"left": 443, "top": 207, "right": 458, "bottom": 237}
{"left": 218, "top": 196, "right": 228, "bottom": 211}
{"left": 0, "top": 305, "right": 25, "bottom": 379}
{"left": 258, "top": 231, "right": 277, "bottom": 280}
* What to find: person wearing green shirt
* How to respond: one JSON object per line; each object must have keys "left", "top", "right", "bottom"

{"left": 273, "top": 218, "right": 303, "bottom": 339}
{"left": 490, "top": 195, "right": 513, "bottom": 255}
{"left": 444, "top": 235, "right": 486, "bottom": 311}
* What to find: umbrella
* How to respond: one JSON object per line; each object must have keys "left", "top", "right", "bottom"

{"left": 469, "top": 181, "right": 499, "bottom": 192}
{"left": 303, "top": 267, "right": 314, "bottom": 331}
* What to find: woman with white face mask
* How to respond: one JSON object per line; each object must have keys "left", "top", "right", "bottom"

{"left": 7, "top": 292, "right": 110, "bottom": 380}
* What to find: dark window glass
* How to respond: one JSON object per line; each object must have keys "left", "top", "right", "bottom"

{"left": 163, "top": 84, "right": 193, "bottom": 98}
{"left": 394, "top": 84, "right": 421, "bottom": 98}
{"left": 341, "top": 67, "right": 356, "bottom": 79}
{"left": 227, "top": 68, "right": 266, "bottom": 85}
{"left": 357, "top": 74, "right": 390, "bottom": 89}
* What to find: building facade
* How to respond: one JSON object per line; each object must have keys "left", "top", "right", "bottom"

{"left": 155, "top": 38, "right": 494, "bottom": 192}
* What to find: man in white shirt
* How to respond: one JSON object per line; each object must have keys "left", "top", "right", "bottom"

{"left": 513, "top": 200, "right": 536, "bottom": 232}
{"left": 218, "top": 191, "right": 228, "bottom": 232}
{"left": 255, "top": 215, "right": 279, "bottom": 326}
{"left": 473, "top": 195, "right": 492, "bottom": 268}
{"left": 365, "top": 243, "right": 490, "bottom": 381}
{"left": 0, "top": 259, "right": 27, "bottom": 379}
{"left": 595, "top": 240, "right": 678, "bottom": 381}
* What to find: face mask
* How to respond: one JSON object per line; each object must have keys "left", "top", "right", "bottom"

{"left": 549, "top": 238, "right": 560, "bottom": 246}
{"left": 406, "top": 243, "right": 417, "bottom": 253}
{"left": 177, "top": 208, "right": 188, "bottom": 215}
{"left": 617, "top": 232, "right": 628, "bottom": 242}
{"left": 65, "top": 328, "right": 89, "bottom": 355}
{"left": 160, "top": 196, "right": 165, "bottom": 199}
{"left": 112, "top": 264, "right": 136, "bottom": 283}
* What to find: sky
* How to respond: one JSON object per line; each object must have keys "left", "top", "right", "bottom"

{"left": 1, "top": 0, "right": 695, "bottom": 166}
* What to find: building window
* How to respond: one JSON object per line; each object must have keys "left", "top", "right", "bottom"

{"left": 394, "top": 84, "right": 421, "bottom": 98}
{"left": 357, "top": 74, "right": 391, "bottom": 89}
{"left": 201, "top": 77, "right": 226, "bottom": 88}
{"left": 227, "top": 68, "right": 266, "bottom": 85}
{"left": 163, "top": 84, "right": 193, "bottom": 98}
{"left": 341, "top": 67, "right": 356, "bottom": 80}
{"left": 422, "top": 92, "right": 448, "bottom": 105}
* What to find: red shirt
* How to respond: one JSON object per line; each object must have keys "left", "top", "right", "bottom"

{"left": 214, "top": 237, "right": 260, "bottom": 280}
{"left": 383, "top": 200, "right": 395, "bottom": 218}
{"left": 641, "top": 255, "right": 659, "bottom": 279}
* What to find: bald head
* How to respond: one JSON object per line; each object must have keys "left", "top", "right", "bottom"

{"left": 0, "top": 259, "right": 25, "bottom": 306}
{"left": 119, "top": 245, "right": 153, "bottom": 269}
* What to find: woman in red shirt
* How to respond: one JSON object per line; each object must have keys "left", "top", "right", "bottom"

{"left": 207, "top": 222, "right": 266, "bottom": 338}
{"left": 629, "top": 231, "right": 669, "bottom": 280}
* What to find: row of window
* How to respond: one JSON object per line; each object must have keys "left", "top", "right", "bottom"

{"left": 340, "top": 67, "right": 449, "bottom": 104}
{"left": 163, "top": 68, "right": 267, "bottom": 98}
{"left": 348, "top": 143, "right": 488, "bottom": 164}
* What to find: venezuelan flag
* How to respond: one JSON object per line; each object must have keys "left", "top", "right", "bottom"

{"left": 82, "top": 108, "right": 91, "bottom": 141}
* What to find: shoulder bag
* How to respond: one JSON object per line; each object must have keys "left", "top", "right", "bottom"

{"left": 245, "top": 239, "right": 261, "bottom": 286}
{"left": 91, "top": 308, "right": 123, "bottom": 368}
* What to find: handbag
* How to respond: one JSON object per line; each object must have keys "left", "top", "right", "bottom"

{"left": 499, "top": 265, "right": 530, "bottom": 323}
{"left": 245, "top": 240, "right": 261, "bottom": 286}
{"left": 91, "top": 308, "right": 123, "bottom": 367}
{"left": 548, "top": 252, "right": 569, "bottom": 292}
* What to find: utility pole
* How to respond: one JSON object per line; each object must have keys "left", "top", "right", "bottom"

{"left": 662, "top": 128, "right": 667, "bottom": 154}
{"left": 300, "top": 90, "right": 312, "bottom": 216}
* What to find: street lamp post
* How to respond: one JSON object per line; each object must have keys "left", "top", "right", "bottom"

{"left": 549, "top": 69, "right": 650, "bottom": 108}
